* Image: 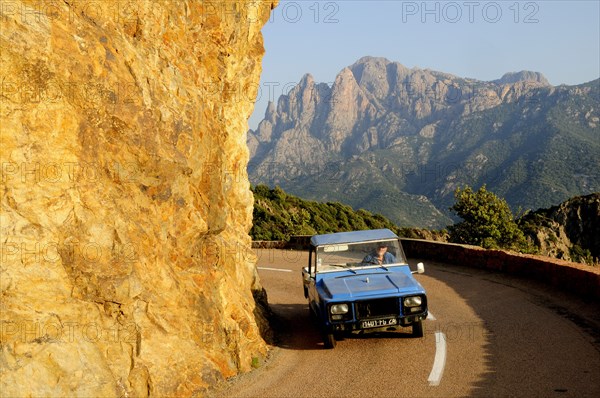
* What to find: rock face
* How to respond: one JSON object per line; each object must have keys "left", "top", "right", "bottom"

{"left": 248, "top": 56, "right": 599, "bottom": 228}
{"left": 249, "top": 56, "right": 556, "bottom": 171}
{"left": 1, "top": 1, "right": 275, "bottom": 396}
{"left": 520, "top": 193, "right": 600, "bottom": 264}
{"left": 493, "top": 71, "right": 550, "bottom": 85}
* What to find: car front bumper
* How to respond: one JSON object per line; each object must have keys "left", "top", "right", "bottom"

{"left": 329, "top": 311, "right": 428, "bottom": 332}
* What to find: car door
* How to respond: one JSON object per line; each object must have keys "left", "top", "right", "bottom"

{"left": 303, "top": 248, "right": 321, "bottom": 316}
{"left": 302, "top": 247, "right": 313, "bottom": 298}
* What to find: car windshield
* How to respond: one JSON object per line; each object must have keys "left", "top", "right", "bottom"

{"left": 315, "top": 239, "right": 406, "bottom": 272}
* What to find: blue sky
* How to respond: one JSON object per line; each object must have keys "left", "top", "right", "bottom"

{"left": 248, "top": 0, "right": 600, "bottom": 129}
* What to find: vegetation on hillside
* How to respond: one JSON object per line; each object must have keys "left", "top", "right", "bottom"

{"left": 250, "top": 185, "right": 440, "bottom": 241}
{"left": 251, "top": 184, "right": 597, "bottom": 265}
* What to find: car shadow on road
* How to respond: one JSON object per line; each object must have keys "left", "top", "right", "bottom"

{"left": 268, "top": 303, "right": 324, "bottom": 350}
{"left": 267, "top": 303, "right": 418, "bottom": 350}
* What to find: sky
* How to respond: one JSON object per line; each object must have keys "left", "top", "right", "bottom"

{"left": 248, "top": 0, "right": 600, "bottom": 129}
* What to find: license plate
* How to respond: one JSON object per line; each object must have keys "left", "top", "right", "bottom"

{"left": 360, "top": 318, "right": 397, "bottom": 329}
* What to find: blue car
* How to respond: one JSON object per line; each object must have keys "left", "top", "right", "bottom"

{"left": 302, "top": 229, "right": 427, "bottom": 348}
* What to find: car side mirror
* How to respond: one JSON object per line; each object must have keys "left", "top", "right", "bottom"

{"left": 302, "top": 267, "right": 311, "bottom": 281}
{"left": 412, "top": 262, "right": 425, "bottom": 274}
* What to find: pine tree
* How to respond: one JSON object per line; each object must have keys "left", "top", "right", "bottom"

{"left": 448, "top": 185, "right": 529, "bottom": 251}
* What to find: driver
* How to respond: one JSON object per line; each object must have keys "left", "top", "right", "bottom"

{"left": 362, "top": 244, "right": 396, "bottom": 265}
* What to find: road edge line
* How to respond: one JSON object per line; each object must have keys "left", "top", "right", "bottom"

{"left": 428, "top": 331, "right": 447, "bottom": 387}
{"left": 257, "top": 267, "right": 293, "bottom": 273}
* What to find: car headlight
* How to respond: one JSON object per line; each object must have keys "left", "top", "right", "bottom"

{"left": 330, "top": 303, "right": 349, "bottom": 314}
{"left": 404, "top": 296, "right": 422, "bottom": 307}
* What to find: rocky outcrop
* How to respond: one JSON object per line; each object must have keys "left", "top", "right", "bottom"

{"left": 520, "top": 193, "right": 600, "bottom": 264}
{"left": 248, "top": 56, "right": 599, "bottom": 228}
{"left": 1, "top": 1, "right": 275, "bottom": 396}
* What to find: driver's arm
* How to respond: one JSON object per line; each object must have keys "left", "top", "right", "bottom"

{"left": 362, "top": 254, "right": 375, "bottom": 264}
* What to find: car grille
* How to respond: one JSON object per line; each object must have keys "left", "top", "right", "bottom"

{"left": 355, "top": 297, "right": 399, "bottom": 320}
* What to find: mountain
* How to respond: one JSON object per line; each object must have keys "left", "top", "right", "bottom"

{"left": 248, "top": 56, "right": 600, "bottom": 228}
{"left": 519, "top": 193, "right": 600, "bottom": 264}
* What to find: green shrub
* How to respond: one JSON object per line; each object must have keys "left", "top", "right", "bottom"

{"left": 448, "top": 185, "right": 532, "bottom": 252}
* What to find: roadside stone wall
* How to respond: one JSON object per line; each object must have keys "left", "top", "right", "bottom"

{"left": 400, "top": 239, "right": 600, "bottom": 300}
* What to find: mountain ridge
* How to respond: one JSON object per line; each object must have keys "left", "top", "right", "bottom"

{"left": 248, "top": 56, "right": 600, "bottom": 228}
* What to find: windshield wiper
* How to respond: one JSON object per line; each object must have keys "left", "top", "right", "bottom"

{"left": 334, "top": 269, "right": 359, "bottom": 278}
{"left": 329, "top": 264, "right": 357, "bottom": 274}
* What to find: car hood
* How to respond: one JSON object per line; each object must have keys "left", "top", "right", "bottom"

{"left": 321, "top": 271, "right": 421, "bottom": 299}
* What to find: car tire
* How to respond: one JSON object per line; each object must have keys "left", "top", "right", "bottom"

{"left": 412, "top": 320, "right": 424, "bottom": 338}
{"left": 324, "top": 332, "right": 336, "bottom": 349}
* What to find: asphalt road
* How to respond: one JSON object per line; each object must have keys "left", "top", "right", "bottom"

{"left": 209, "top": 249, "right": 600, "bottom": 398}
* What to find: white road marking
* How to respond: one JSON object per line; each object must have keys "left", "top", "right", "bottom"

{"left": 257, "top": 267, "right": 293, "bottom": 273}
{"left": 428, "top": 331, "right": 447, "bottom": 387}
{"left": 427, "top": 312, "right": 436, "bottom": 321}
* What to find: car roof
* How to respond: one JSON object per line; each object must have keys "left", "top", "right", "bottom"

{"left": 310, "top": 228, "right": 398, "bottom": 246}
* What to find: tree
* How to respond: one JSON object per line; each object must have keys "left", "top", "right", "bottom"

{"left": 448, "top": 185, "right": 529, "bottom": 251}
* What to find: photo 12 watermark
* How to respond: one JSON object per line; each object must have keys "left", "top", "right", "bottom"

{"left": 200, "top": 0, "right": 341, "bottom": 25}
{"left": 199, "top": 319, "right": 263, "bottom": 345}
{"left": 400, "top": 1, "right": 540, "bottom": 24}
{"left": 1, "top": 319, "right": 139, "bottom": 345}
{"left": 1, "top": 238, "right": 137, "bottom": 266}
{"left": 248, "top": 160, "right": 344, "bottom": 184}
{"left": 200, "top": 78, "right": 338, "bottom": 106}
{"left": 0, "top": 1, "right": 341, "bottom": 27}
{"left": 1, "top": 161, "right": 141, "bottom": 185}
{"left": 0, "top": 0, "right": 140, "bottom": 26}
{"left": 399, "top": 161, "right": 527, "bottom": 185}
{"left": 1, "top": 77, "right": 139, "bottom": 108}
{"left": 265, "top": 0, "right": 340, "bottom": 24}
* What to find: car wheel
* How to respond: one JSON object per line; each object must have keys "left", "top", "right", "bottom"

{"left": 412, "top": 320, "right": 424, "bottom": 338}
{"left": 324, "top": 332, "right": 336, "bottom": 349}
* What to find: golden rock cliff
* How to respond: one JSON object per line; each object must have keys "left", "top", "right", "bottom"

{"left": 1, "top": 1, "right": 275, "bottom": 396}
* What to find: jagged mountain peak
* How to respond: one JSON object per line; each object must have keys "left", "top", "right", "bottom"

{"left": 348, "top": 57, "right": 410, "bottom": 96}
{"left": 494, "top": 70, "right": 550, "bottom": 85}
{"left": 299, "top": 73, "right": 315, "bottom": 87}
{"left": 351, "top": 55, "right": 394, "bottom": 67}
{"left": 264, "top": 101, "right": 276, "bottom": 122}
